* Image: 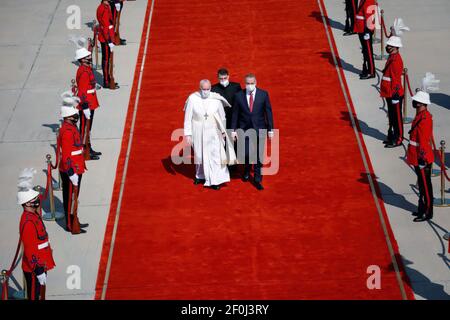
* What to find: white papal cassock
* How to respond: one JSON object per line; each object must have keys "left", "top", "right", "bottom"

{"left": 184, "top": 92, "right": 236, "bottom": 186}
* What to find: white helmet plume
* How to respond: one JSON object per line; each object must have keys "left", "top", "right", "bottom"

{"left": 69, "top": 34, "right": 88, "bottom": 49}
{"left": 60, "top": 90, "right": 80, "bottom": 106}
{"left": 17, "top": 168, "right": 37, "bottom": 192}
{"left": 391, "top": 18, "right": 410, "bottom": 36}
{"left": 421, "top": 72, "right": 440, "bottom": 93}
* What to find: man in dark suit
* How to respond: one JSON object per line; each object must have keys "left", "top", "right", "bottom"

{"left": 231, "top": 73, "right": 274, "bottom": 190}
{"left": 211, "top": 68, "right": 242, "bottom": 129}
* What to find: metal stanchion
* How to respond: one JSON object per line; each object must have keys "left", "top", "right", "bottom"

{"left": 42, "top": 154, "right": 64, "bottom": 221}
{"left": 1, "top": 270, "right": 8, "bottom": 300}
{"left": 434, "top": 140, "right": 450, "bottom": 207}
{"left": 53, "top": 127, "right": 61, "bottom": 191}
{"left": 402, "top": 68, "right": 413, "bottom": 124}
{"left": 375, "top": 10, "right": 389, "bottom": 60}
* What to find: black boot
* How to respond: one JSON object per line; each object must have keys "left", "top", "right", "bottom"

{"left": 90, "top": 147, "right": 102, "bottom": 156}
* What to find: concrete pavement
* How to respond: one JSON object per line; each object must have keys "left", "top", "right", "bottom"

{"left": 323, "top": 0, "right": 450, "bottom": 299}
{"left": 0, "top": 0, "right": 148, "bottom": 299}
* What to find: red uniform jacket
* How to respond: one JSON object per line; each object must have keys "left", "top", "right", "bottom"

{"left": 20, "top": 210, "right": 55, "bottom": 273}
{"left": 380, "top": 52, "right": 404, "bottom": 98}
{"left": 407, "top": 110, "right": 434, "bottom": 166}
{"left": 76, "top": 65, "right": 99, "bottom": 111}
{"left": 58, "top": 122, "right": 86, "bottom": 174}
{"left": 96, "top": 2, "right": 115, "bottom": 43}
{"left": 354, "top": 0, "right": 376, "bottom": 33}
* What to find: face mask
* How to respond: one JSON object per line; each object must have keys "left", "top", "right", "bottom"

{"left": 70, "top": 115, "right": 79, "bottom": 123}
{"left": 220, "top": 79, "right": 229, "bottom": 87}
{"left": 246, "top": 84, "right": 256, "bottom": 92}
{"left": 28, "top": 197, "right": 40, "bottom": 208}
{"left": 200, "top": 89, "right": 210, "bottom": 99}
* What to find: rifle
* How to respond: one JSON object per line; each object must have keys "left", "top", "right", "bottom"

{"left": 83, "top": 117, "right": 92, "bottom": 160}
{"left": 70, "top": 184, "right": 81, "bottom": 234}
{"left": 40, "top": 284, "right": 46, "bottom": 300}
{"left": 92, "top": 20, "right": 99, "bottom": 70}
{"left": 71, "top": 79, "right": 77, "bottom": 95}
{"left": 114, "top": 8, "right": 122, "bottom": 45}
{"left": 108, "top": 45, "right": 116, "bottom": 89}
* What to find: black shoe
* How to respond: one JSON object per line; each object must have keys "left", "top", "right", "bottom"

{"left": 90, "top": 148, "right": 102, "bottom": 156}
{"left": 193, "top": 178, "right": 205, "bottom": 185}
{"left": 413, "top": 215, "right": 431, "bottom": 222}
{"left": 210, "top": 185, "right": 220, "bottom": 190}
{"left": 343, "top": 31, "right": 356, "bottom": 36}
{"left": 72, "top": 229, "right": 87, "bottom": 234}
{"left": 384, "top": 142, "right": 402, "bottom": 148}
{"left": 383, "top": 140, "right": 392, "bottom": 145}
{"left": 106, "top": 83, "right": 120, "bottom": 90}
{"left": 255, "top": 182, "right": 264, "bottom": 191}
{"left": 120, "top": 39, "right": 127, "bottom": 45}
{"left": 79, "top": 223, "right": 89, "bottom": 228}
{"left": 360, "top": 74, "right": 376, "bottom": 80}
{"left": 359, "top": 73, "right": 368, "bottom": 78}
{"left": 88, "top": 154, "right": 100, "bottom": 160}
{"left": 412, "top": 211, "right": 421, "bottom": 217}
{"left": 242, "top": 174, "right": 250, "bottom": 182}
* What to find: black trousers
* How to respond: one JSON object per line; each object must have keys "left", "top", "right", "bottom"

{"left": 414, "top": 164, "right": 434, "bottom": 218}
{"left": 386, "top": 97, "right": 404, "bottom": 144}
{"left": 79, "top": 109, "right": 95, "bottom": 147}
{"left": 358, "top": 31, "right": 375, "bottom": 75}
{"left": 345, "top": 0, "right": 357, "bottom": 32}
{"left": 244, "top": 130, "right": 266, "bottom": 183}
{"left": 60, "top": 171, "right": 82, "bottom": 228}
{"left": 24, "top": 272, "right": 43, "bottom": 300}
{"left": 100, "top": 42, "right": 112, "bottom": 87}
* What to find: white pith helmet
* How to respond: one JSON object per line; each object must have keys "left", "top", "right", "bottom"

{"left": 386, "top": 36, "right": 403, "bottom": 48}
{"left": 17, "top": 189, "right": 40, "bottom": 205}
{"left": 61, "top": 106, "right": 79, "bottom": 118}
{"left": 412, "top": 91, "right": 430, "bottom": 105}
{"left": 75, "top": 47, "right": 91, "bottom": 61}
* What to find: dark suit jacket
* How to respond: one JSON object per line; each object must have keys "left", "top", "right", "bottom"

{"left": 231, "top": 88, "right": 274, "bottom": 131}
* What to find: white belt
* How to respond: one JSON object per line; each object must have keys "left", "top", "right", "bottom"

{"left": 356, "top": 15, "right": 364, "bottom": 20}
{"left": 38, "top": 242, "right": 49, "bottom": 250}
{"left": 87, "top": 89, "right": 96, "bottom": 94}
{"left": 409, "top": 141, "right": 419, "bottom": 147}
{"left": 382, "top": 76, "right": 391, "bottom": 82}
{"left": 109, "top": 25, "right": 114, "bottom": 29}
{"left": 71, "top": 149, "right": 83, "bottom": 156}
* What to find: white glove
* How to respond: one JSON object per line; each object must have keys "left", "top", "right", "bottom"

{"left": 268, "top": 131, "right": 274, "bottom": 139}
{"left": 108, "top": 42, "right": 115, "bottom": 52}
{"left": 69, "top": 173, "right": 79, "bottom": 186}
{"left": 115, "top": 3, "right": 121, "bottom": 12}
{"left": 363, "top": 33, "right": 370, "bottom": 41}
{"left": 37, "top": 273, "right": 47, "bottom": 286}
{"left": 231, "top": 132, "right": 238, "bottom": 141}
{"left": 392, "top": 100, "right": 400, "bottom": 104}
{"left": 83, "top": 108, "right": 91, "bottom": 120}
{"left": 185, "top": 135, "right": 192, "bottom": 146}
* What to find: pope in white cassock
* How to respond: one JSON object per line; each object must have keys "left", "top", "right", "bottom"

{"left": 184, "top": 79, "right": 237, "bottom": 190}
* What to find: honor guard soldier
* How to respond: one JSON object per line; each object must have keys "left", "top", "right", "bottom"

{"left": 407, "top": 90, "right": 434, "bottom": 222}
{"left": 97, "top": 0, "right": 119, "bottom": 89}
{"left": 74, "top": 45, "right": 102, "bottom": 159}
{"left": 381, "top": 36, "right": 404, "bottom": 148}
{"left": 58, "top": 100, "right": 89, "bottom": 233}
{"left": 17, "top": 169, "right": 55, "bottom": 300}
{"left": 354, "top": 0, "right": 376, "bottom": 79}
{"left": 344, "top": 0, "right": 357, "bottom": 36}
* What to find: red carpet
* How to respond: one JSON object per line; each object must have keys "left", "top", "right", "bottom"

{"left": 95, "top": 0, "right": 414, "bottom": 299}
